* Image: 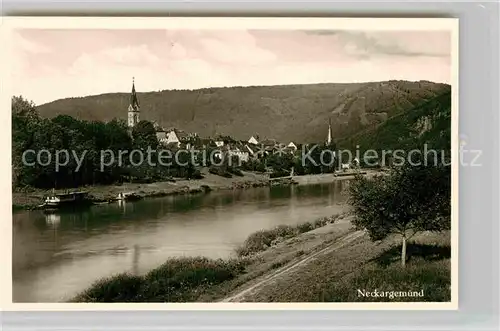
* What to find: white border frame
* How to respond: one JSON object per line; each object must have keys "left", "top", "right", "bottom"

{"left": 0, "top": 16, "right": 459, "bottom": 311}
{"left": 2, "top": 0, "right": 498, "bottom": 326}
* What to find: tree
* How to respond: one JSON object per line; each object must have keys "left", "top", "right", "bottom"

{"left": 300, "top": 143, "right": 336, "bottom": 175}
{"left": 12, "top": 96, "right": 40, "bottom": 187}
{"left": 12, "top": 96, "right": 38, "bottom": 121}
{"left": 132, "top": 120, "right": 158, "bottom": 150}
{"left": 348, "top": 152, "right": 451, "bottom": 267}
{"left": 266, "top": 151, "right": 294, "bottom": 173}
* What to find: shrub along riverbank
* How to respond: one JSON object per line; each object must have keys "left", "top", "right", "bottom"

{"left": 235, "top": 214, "right": 342, "bottom": 257}
{"left": 71, "top": 257, "right": 248, "bottom": 302}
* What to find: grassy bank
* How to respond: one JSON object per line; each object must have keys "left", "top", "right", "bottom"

{"left": 72, "top": 257, "right": 248, "bottom": 303}
{"left": 323, "top": 257, "right": 450, "bottom": 302}
{"left": 320, "top": 241, "right": 451, "bottom": 302}
{"left": 235, "top": 214, "right": 344, "bottom": 257}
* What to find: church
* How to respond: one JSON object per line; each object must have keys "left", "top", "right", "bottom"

{"left": 128, "top": 77, "right": 140, "bottom": 128}
{"left": 126, "top": 79, "right": 189, "bottom": 147}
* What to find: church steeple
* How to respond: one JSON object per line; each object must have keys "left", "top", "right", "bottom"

{"left": 130, "top": 77, "right": 139, "bottom": 110}
{"left": 128, "top": 77, "right": 140, "bottom": 128}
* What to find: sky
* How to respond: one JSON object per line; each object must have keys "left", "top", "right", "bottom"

{"left": 11, "top": 29, "right": 452, "bottom": 105}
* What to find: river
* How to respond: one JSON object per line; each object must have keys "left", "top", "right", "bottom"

{"left": 12, "top": 181, "right": 349, "bottom": 303}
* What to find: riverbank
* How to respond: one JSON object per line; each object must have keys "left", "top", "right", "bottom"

{"left": 12, "top": 170, "right": 273, "bottom": 211}
{"left": 13, "top": 169, "right": 378, "bottom": 211}
{"left": 71, "top": 208, "right": 450, "bottom": 303}
{"left": 292, "top": 170, "right": 377, "bottom": 185}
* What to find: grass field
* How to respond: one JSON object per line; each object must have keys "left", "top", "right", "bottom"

{"left": 322, "top": 243, "right": 451, "bottom": 302}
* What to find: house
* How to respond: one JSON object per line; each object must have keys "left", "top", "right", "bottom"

{"left": 245, "top": 144, "right": 257, "bottom": 156}
{"left": 164, "top": 130, "right": 179, "bottom": 146}
{"left": 260, "top": 139, "right": 285, "bottom": 155}
{"left": 156, "top": 130, "right": 167, "bottom": 142}
{"left": 287, "top": 142, "right": 297, "bottom": 151}
{"left": 154, "top": 122, "right": 167, "bottom": 142}
{"left": 248, "top": 136, "right": 259, "bottom": 145}
{"left": 152, "top": 121, "right": 162, "bottom": 131}
{"left": 161, "top": 128, "right": 188, "bottom": 147}
{"left": 228, "top": 146, "right": 249, "bottom": 163}
{"left": 215, "top": 140, "right": 224, "bottom": 148}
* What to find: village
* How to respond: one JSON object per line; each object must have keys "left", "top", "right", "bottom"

{"left": 128, "top": 78, "right": 340, "bottom": 172}
{"left": 154, "top": 126, "right": 299, "bottom": 165}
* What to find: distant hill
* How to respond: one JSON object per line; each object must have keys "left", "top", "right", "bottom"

{"left": 337, "top": 89, "right": 451, "bottom": 153}
{"left": 36, "top": 80, "right": 450, "bottom": 144}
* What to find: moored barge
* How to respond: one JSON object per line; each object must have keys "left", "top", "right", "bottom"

{"left": 41, "top": 191, "right": 92, "bottom": 211}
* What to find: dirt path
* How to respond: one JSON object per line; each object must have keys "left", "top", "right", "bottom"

{"left": 221, "top": 229, "right": 366, "bottom": 302}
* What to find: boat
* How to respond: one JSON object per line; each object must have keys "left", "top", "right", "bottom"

{"left": 116, "top": 192, "right": 142, "bottom": 202}
{"left": 41, "top": 191, "right": 92, "bottom": 211}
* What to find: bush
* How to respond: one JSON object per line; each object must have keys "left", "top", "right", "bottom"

{"left": 141, "top": 257, "right": 244, "bottom": 302}
{"left": 313, "top": 217, "right": 328, "bottom": 228}
{"left": 255, "top": 162, "right": 266, "bottom": 173}
{"left": 72, "top": 273, "right": 143, "bottom": 302}
{"left": 236, "top": 217, "right": 339, "bottom": 257}
{"left": 236, "top": 229, "right": 281, "bottom": 256}
{"left": 297, "top": 222, "right": 314, "bottom": 233}
{"left": 72, "top": 257, "right": 246, "bottom": 303}
{"left": 241, "top": 159, "right": 266, "bottom": 173}
{"left": 189, "top": 169, "right": 204, "bottom": 180}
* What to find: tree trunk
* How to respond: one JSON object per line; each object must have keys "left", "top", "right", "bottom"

{"left": 401, "top": 234, "right": 407, "bottom": 267}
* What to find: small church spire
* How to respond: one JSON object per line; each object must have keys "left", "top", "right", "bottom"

{"left": 326, "top": 118, "right": 332, "bottom": 145}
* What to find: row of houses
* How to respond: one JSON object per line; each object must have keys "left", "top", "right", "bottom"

{"left": 153, "top": 123, "right": 299, "bottom": 163}
{"left": 126, "top": 79, "right": 309, "bottom": 164}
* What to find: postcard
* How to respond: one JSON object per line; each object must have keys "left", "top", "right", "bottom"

{"left": 1, "top": 17, "right": 459, "bottom": 310}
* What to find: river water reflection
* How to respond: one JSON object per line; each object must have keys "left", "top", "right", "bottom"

{"left": 13, "top": 181, "right": 348, "bottom": 302}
